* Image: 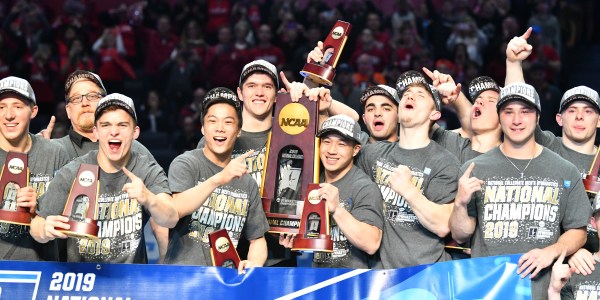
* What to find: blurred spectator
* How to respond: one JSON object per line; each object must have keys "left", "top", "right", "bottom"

{"left": 527, "top": 62, "right": 562, "bottom": 135}
{"left": 350, "top": 29, "right": 388, "bottom": 72}
{"left": 204, "top": 25, "right": 248, "bottom": 89}
{"left": 60, "top": 38, "right": 95, "bottom": 81}
{"left": 410, "top": 48, "right": 434, "bottom": 73}
{"left": 92, "top": 28, "right": 135, "bottom": 94}
{"left": 232, "top": 0, "right": 262, "bottom": 30}
{"left": 362, "top": 12, "right": 391, "bottom": 54}
{"left": 528, "top": 0, "right": 561, "bottom": 51}
{"left": 447, "top": 20, "right": 488, "bottom": 66}
{"left": 383, "top": 61, "right": 403, "bottom": 87}
{"left": 3, "top": 0, "right": 52, "bottom": 59}
{"left": 353, "top": 53, "right": 385, "bottom": 91}
{"left": 51, "top": 122, "right": 68, "bottom": 139}
{"left": 138, "top": 90, "right": 173, "bottom": 133}
{"left": 25, "top": 44, "right": 58, "bottom": 113}
{"left": 173, "top": 0, "right": 206, "bottom": 34}
{"left": 251, "top": 24, "right": 285, "bottom": 68}
{"left": 233, "top": 20, "right": 254, "bottom": 53}
{"left": 162, "top": 49, "right": 200, "bottom": 112}
{"left": 330, "top": 64, "right": 363, "bottom": 129}
{"left": 142, "top": 15, "right": 179, "bottom": 90}
{"left": 174, "top": 115, "right": 202, "bottom": 154}
{"left": 205, "top": 0, "right": 232, "bottom": 43}
{"left": 291, "top": 26, "right": 321, "bottom": 74}
{"left": 276, "top": 18, "right": 304, "bottom": 62}
{"left": 391, "top": 24, "right": 424, "bottom": 72}
{"left": 391, "top": 0, "right": 417, "bottom": 36}
{"left": 0, "top": 34, "right": 13, "bottom": 79}
{"left": 523, "top": 27, "right": 561, "bottom": 83}
{"left": 178, "top": 87, "right": 205, "bottom": 133}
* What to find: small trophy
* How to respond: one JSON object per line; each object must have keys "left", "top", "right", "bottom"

{"left": 59, "top": 164, "right": 100, "bottom": 239}
{"left": 300, "top": 20, "right": 352, "bottom": 86}
{"left": 261, "top": 94, "right": 320, "bottom": 234}
{"left": 583, "top": 147, "right": 600, "bottom": 194}
{"left": 0, "top": 152, "right": 30, "bottom": 225}
{"left": 209, "top": 229, "right": 241, "bottom": 269}
{"left": 292, "top": 184, "right": 333, "bottom": 252}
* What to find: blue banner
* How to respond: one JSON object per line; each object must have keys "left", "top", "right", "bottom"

{"left": 0, "top": 255, "right": 530, "bottom": 299}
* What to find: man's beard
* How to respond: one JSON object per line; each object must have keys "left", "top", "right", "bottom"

{"left": 78, "top": 114, "right": 94, "bottom": 132}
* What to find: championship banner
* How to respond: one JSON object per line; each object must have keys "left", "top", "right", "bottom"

{"left": 0, "top": 254, "right": 530, "bottom": 299}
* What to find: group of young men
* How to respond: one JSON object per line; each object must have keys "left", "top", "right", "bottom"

{"left": 0, "top": 27, "right": 599, "bottom": 298}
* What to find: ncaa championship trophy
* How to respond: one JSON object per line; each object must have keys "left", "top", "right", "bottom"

{"left": 583, "top": 147, "right": 600, "bottom": 194}
{"left": 261, "top": 94, "right": 319, "bottom": 234}
{"left": 59, "top": 164, "right": 100, "bottom": 238}
{"left": 292, "top": 183, "right": 333, "bottom": 252}
{"left": 0, "top": 152, "right": 31, "bottom": 225}
{"left": 299, "top": 20, "right": 352, "bottom": 86}
{"left": 209, "top": 229, "right": 241, "bottom": 269}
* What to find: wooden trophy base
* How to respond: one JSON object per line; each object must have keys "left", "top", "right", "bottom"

{"left": 0, "top": 209, "right": 31, "bottom": 226}
{"left": 444, "top": 237, "right": 470, "bottom": 251}
{"left": 59, "top": 218, "right": 99, "bottom": 239}
{"left": 300, "top": 63, "right": 335, "bottom": 86}
{"left": 583, "top": 176, "right": 600, "bottom": 194}
{"left": 292, "top": 234, "right": 333, "bottom": 252}
{"left": 262, "top": 197, "right": 301, "bottom": 234}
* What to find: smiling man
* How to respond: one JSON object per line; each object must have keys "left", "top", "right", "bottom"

{"left": 357, "top": 70, "right": 460, "bottom": 268}
{"left": 31, "top": 93, "right": 178, "bottom": 263}
{"left": 165, "top": 87, "right": 269, "bottom": 274}
{"left": 450, "top": 82, "right": 590, "bottom": 300}
{"left": 280, "top": 115, "right": 383, "bottom": 268}
{"left": 0, "top": 76, "right": 69, "bottom": 261}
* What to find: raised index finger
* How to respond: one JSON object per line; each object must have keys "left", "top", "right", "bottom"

{"left": 422, "top": 67, "right": 435, "bottom": 80}
{"left": 280, "top": 71, "right": 291, "bottom": 92}
{"left": 462, "top": 162, "right": 475, "bottom": 179}
{"left": 122, "top": 167, "right": 138, "bottom": 181}
{"left": 520, "top": 27, "right": 533, "bottom": 40}
{"left": 556, "top": 248, "right": 567, "bottom": 265}
{"left": 238, "top": 150, "right": 255, "bottom": 160}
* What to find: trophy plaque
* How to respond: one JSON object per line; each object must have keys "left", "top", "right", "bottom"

{"left": 209, "top": 229, "right": 241, "bottom": 269}
{"left": 299, "top": 20, "right": 352, "bottom": 86}
{"left": 0, "top": 152, "right": 30, "bottom": 225}
{"left": 59, "top": 164, "right": 100, "bottom": 239}
{"left": 292, "top": 183, "right": 333, "bottom": 252}
{"left": 261, "top": 93, "right": 320, "bottom": 234}
{"left": 583, "top": 147, "right": 600, "bottom": 194}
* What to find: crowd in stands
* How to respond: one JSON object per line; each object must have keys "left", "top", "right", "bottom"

{"left": 0, "top": 0, "right": 596, "bottom": 170}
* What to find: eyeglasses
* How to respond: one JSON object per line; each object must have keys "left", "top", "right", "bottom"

{"left": 68, "top": 92, "right": 104, "bottom": 105}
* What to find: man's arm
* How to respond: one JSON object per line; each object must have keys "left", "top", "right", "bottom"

{"left": 518, "top": 227, "right": 586, "bottom": 279}
{"left": 505, "top": 28, "right": 533, "bottom": 86}
{"left": 237, "top": 237, "right": 267, "bottom": 274}
{"left": 389, "top": 165, "right": 453, "bottom": 237}
{"left": 449, "top": 163, "right": 481, "bottom": 243}
{"left": 149, "top": 219, "right": 169, "bottom": 263}
{"left": 172, "top": 151, "right": 254, "bottom": 218}
{"left": 319, "top": 183, "right": 382, "bottom": 255}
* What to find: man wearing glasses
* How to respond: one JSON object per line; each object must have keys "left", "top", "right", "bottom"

{"left": 53, "top": 70, "right": 153, "bottom": 161}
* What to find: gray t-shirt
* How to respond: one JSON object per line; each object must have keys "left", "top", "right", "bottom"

{"left": 198, "top": 129, "right": 270, "bottom": 188}
{"left": 0, "top": 134, "right": 69, "bottom": 261}
{"left": 465, "top": 147, "right": 591, "bottom": 300}
{"left": 356, "top": 141, "right": 460, "bottom": 268}
{"left": 313, "top": 166, "right": 384, "bottom": 269}
{"left": 430, "top": 126, "right": 482, "bottom": 164}
{"left": 54, "top": 129, "right": 155, "bottom": 162}
{"left": 535, "top": 127, "right": 594, "bottom": 178}
{"left": 561, "top": 269, "right": 600, "bottom": 300}
{"left": 165, "top": 149, "right": 269, "bottom": 266}
{"left": 38, "top": 151, "right": 170, "bottom": 263}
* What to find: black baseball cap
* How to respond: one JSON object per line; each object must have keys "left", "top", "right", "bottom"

{"left": 559, "top": 86, "right": 600, "bottom": 113}
{"left": 317, "top": 115, "right": 362, "bottom": 145}
{"left": 65, "top": 70, "right": 106, "bottom": 100}
{"left": 239, "top": 60, "right": 279, "bottom": 88}
{"left": 360, "top": 85, "right": 400, "bottom": 107}
{"left": 497, "top": 83, "right": 541, "bottom": 113}
{"left": 396, "top": 70, "right": 442, "bottom": 111}
{"left": 202, "top": 87, "right": 243, "bottom": 124}
{"left": 0, "top": 76, "right": 36, "bottom": 104}
{"left": 468, "top": 76, "right": 500, "bottom": 102}
{"left": 95, "top": 93, "right": 137, "bottom": 123}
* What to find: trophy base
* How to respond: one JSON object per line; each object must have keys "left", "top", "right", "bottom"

{"left": 300, "top": 63, "right": 335, "bottom": 86}
{"left": 59, "top": 219, "right": 99, "bottom": 239}
{"left": 265, "top": 212, "right": 301, "bottom": 234}
{"left": 0, "top": 209, "right": 31, "bottom": 226}
{"left": 583, "top": 176, "right": 600, "bottom": 194}
{"left": 292, "top": 234, "right": 333, "bottom": 252}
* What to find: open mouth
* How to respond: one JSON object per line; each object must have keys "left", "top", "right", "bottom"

{"left": 404, "top": 103, "right": 415, "bottom": 110}
{"left": 108, "top": 139, "right": 122, "bottom": 151}
{"left": 473, "top": 107, "right": 482, "bottom": 118}
{"left": 214, "top": 136, "right": 227, "bottom": 145}
{"left": 325, "top": 156, "right": 339, "bottom": 164}
{"left": 373, "top": 120, "right": 385, "bottom": 130}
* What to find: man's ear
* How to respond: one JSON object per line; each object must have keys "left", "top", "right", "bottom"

{"left": 429, "top": 110, "right": 441, "bottom": 121}
{"left": 556, "top": 113, "right": 563, "bottom": 127}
